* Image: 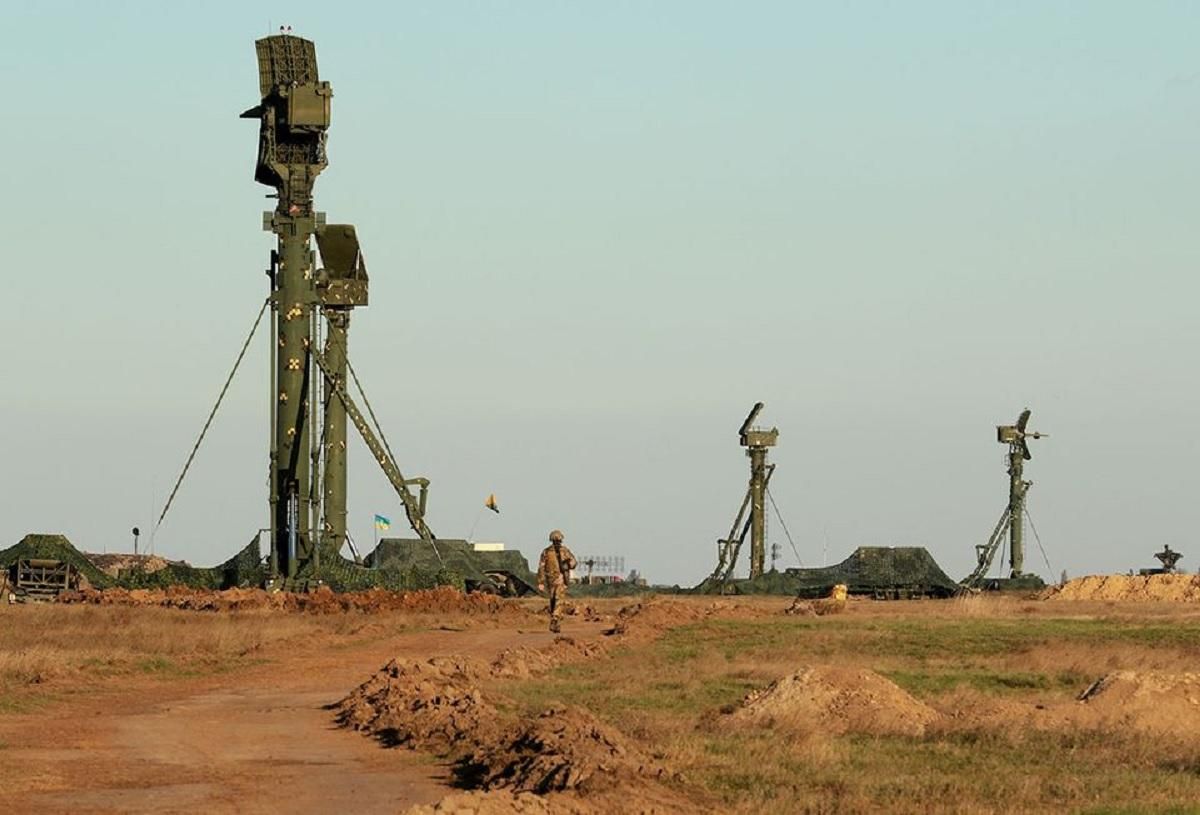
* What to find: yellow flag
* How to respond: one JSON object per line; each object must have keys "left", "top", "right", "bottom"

{"left": 485, "top": 494, "right": 500, "bottom": 514}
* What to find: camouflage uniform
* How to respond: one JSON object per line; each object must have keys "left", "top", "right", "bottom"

{"left": 537, "top": 540, "right": 576, "bottom": 633}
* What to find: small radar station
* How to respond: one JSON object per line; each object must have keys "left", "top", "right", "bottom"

{"left": 709, "top": 402, "right": 780, "bottom": 583}
{"left": 962, "top": 408, "right": 1047, "bottom": 589}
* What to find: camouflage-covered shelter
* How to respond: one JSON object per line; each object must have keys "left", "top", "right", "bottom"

{"left": 700, "top": 546, "right": 959, "bottom": 598}
{"left": 366, "top": 538, "right": 537, "bottom": 593}
{"left": 0, "top": 534, "right": 114, "bottom": 588}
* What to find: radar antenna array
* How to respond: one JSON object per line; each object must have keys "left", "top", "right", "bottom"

{"left": 961, "top": 407, "right": 1048, "bottom": 590}
{"left": 709, "top": 402, "right": 781, "bottom": 586}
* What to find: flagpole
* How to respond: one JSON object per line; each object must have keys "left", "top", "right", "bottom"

{"left": 467, "top": 506, "right": 485, "bottom": 542}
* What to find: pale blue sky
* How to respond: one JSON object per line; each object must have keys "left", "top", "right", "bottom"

{"left": 2, "top": 1, "right": 1197, "bottom": 584}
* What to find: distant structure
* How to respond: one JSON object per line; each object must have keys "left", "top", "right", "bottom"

{"left": 709, "top": 402, "right": 780, "bottom": 585}
{"left": 784, "top": 546, "right": 959, "bottom": 600}
{"left": 1139, "top": 545, "right": 1183, "bottom": 576}
{"left": 579, "top": 555, "right": 626, "bottom": 584}
{"left": 962, "top": 408, "right": 1047, "bottom": 590}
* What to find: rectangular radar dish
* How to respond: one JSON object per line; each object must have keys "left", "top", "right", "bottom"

{"left": 255, "top": 36, "right": 320, "bottom": 97}
{"left": 317, "top": 224, "right": 368, "bottom": 306}
{"left": 316, "top": 225, "right": 365, "bottom": 279}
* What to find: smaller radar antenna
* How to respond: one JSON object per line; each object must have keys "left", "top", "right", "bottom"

{"left": 962, "top": 407, "right": 1048, "bottom": 589}
{"left": 1154, "top": 545, "right": 1182, "bottom": 573}
{"left": 709, "top": 402, "right": 780, "bottom": 586}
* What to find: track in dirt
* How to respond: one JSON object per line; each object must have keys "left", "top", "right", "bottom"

{"left": 0, "top": 615, "right": 602, "bottom": 815}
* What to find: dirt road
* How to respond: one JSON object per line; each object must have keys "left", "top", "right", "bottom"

{"left": 0, "top": 618, "right": 598, "bottom": 814}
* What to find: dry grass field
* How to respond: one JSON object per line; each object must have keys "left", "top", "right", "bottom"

{"left": 2, "top": 591, "right": 1200, "bottom": 813}
{"left": 487, "top": 596, "right": 1200, "bottom": 813}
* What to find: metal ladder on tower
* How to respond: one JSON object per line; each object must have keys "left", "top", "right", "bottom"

{"left": 960, "top": 506, "right": 1012, "bottom": 591}
{"left": 309, "top": 346, "right": 442, "bottom": 564}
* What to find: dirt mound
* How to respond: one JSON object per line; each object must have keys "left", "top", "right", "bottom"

{"left": 575, "top": 605, "right": 610, "bottom": 623}
{"left": 403, "top": 789, "right": 685, "bottom": 815}
{"left": 56, "top": 584, "right": 514, "bottom": 614}
{"left": 1076, "top": 671, "right": 1200, "bottom": 736}
{"left": 605, "top": 597, "right": 763, "bottom": 640}
{"left": 331, "top": 656, "right": 496, "bottom": 754}
{"left": 1043, "top": 573, "right": 1200, "bottom": 602}
{"left": 403, "top": 790, "right": 591, "bottom": 815}
{"left": 83, "top": 553, "right": 176, "bottom": 577}
{"left": 491, "top": 636, "right": 611, "bottom": 679}
{"left": 488, "top": 598, "right": 769, "bottom": 678}
{"left": 726, "top": 666, "right": 940, "bottom": 737}
{"left": 295, "top": 585, "right": 515, "bottom": 615}
{"left": 783, "top": 598, "right": 845, "bottom": 616}
{"left": 606, "top": 599, "right": 711, "bottom": 636}
{"left": 941, "top": 671, "right": 1200, "bottom": 738}
{"left": 458, "top": 706, "right": 671, "bottom": 795}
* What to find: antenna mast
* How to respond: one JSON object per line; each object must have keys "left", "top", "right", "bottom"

{"left": 998, "top": 408, "right": 1046, "bottom": 576}
{"left": 962, "top": 407, "right": 1047, "bottom": 589}
{"left": 242, "top": 32, "right": 332, "bottom": 579}
{"left": 709, "top": 403, "right": 780, "bottom": 584}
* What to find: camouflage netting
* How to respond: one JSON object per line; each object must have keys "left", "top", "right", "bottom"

{"left": 364, "top": 539, "right": 535, "bottom": 592}
{"left": 120, "top": 537, "right": 268, "bottom": 590}
{"left": 0, "top": 534, "right": 115, "bottom": 588}
{"left": 98, "top": 537, "right": 468, "bottom": 592}
{"left": 301, "top": 543, "right": 464, "bottom": 593}
{"left": 696, "top": 546, "right": 959, "bottom": 598}
{"left": 3, "top": 533, "right": 468, "bottom": 593}
{"left": 367, "top": 539, "right": 485, "bottom": 579}
{"left": 472, "top": 550, "right": 537, "bottom": 586}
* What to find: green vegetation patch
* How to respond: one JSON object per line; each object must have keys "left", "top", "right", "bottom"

{"left": 883, "top": 668, "right": 1087, "bottom": 698}
{"left": 657, "top": 616, "right": 1200, "bottom": 667}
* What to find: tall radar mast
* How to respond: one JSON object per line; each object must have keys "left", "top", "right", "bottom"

{"left": 242, "top": 33, "right": 333, "bottom": 579}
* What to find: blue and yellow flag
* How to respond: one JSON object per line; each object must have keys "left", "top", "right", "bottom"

{"left": 374, "top": 514, "right": 391, "bottom": 531}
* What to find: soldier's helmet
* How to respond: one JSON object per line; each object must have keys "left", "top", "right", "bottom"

{"left": 549, "top": 529, "right": 564, "bottom": 543}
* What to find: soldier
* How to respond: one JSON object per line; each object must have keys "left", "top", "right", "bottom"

{"left": 536, "top": 529, "right": 577, "bottom": 633}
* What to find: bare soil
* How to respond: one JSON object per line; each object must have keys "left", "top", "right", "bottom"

{"left": 490, "top": 635, "right": 611, "bottom": 679}
{"left": 1043, "top": 572, "right": 1200, "bottom": 602}
{"left": 457, "top": 705, "right": 672, "bottom": 794}
{"left": 82, "top": 553, "right": 176, "bottom": 577}
{"left": 0, "top": 593, "right": 593, "bottom": 814}
{"left": 1076, "top": 670, "right": 1200, "bottom": 736}
{"left": 7, "top": 589, "right": 1200, "bottom": 813}
{"left": 57, "top": 584, "right": 519, "bottom": 614}
{"left": 724, "top": 666, "right": 941, "bottom": 737}
{"left": 333, "top": 655, "right": 498, "bottom": 753}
